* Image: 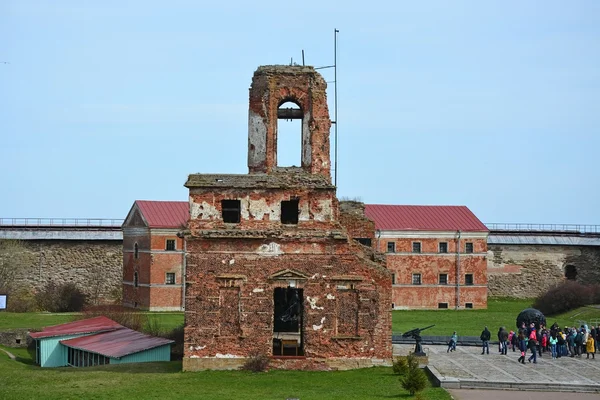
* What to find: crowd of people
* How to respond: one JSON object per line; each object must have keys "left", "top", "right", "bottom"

{"left": 477, "top": 323, "right": 598, "bottom": 364}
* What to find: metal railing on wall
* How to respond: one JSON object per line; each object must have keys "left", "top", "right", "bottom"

{"left": 486, "top": 223, "right": 600, "bottom": 234}
{"left": 0, "top": 218, "right": 124, "bottom": 227}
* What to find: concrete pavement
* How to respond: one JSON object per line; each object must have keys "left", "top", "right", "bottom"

{"left": 393, "top": 344, "right": 600, "bottom": 393}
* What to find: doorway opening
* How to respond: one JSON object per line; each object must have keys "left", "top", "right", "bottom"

{"left": 273, "top": 287, "right": 304, "bottom": 356}
{"left": 565, "top": 265, "right": 577, "bottom": 280}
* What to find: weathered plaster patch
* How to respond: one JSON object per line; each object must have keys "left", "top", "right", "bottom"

{"left": 248, "top": 112, "right": 267, "bottom": 169}
{"left": 326, "top": 294, "right": 335, "bottom": 300}
{"left": 298, "top": 200, "right": 310, "bottom": 221}
{"left": 310, "top": 273, "right": 319, "bottom": 279}
{"left": 314, "top": 199, "right": 333, "bottom": 222}
{"left": 252, "top": 288, "right": 264, "bottom": 293}
{"left": 257, "top": 242, "right": 283, "bottom": 256}
{"left": 195, "top": 345, "right": 206, "bottom": 350}
{"left": 190, "top": 199, "right": 219, "bottom": 220}
{"left": 190, "top": 355, "right": 200, "bottom": 358}
{"left": 312, "top": 317, "right": 326, "bottom": 331}
{"left": 229, "top": 259, "right": 235, "bottom": 265}
{"left": 306, "top": 296, "right": 324, "bottom": 310}
{"left": 215, "top": 353, "right": 242, "bottom": 358}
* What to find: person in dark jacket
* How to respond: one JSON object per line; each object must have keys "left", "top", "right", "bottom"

{"left": 480, "top": 326, "right": 491, "bottom": 355}
{"left": 499, "top": 327, "right": 509, "bottom": 355}
{"left": 517, "top": 332, "right": 527, "bottom": 364}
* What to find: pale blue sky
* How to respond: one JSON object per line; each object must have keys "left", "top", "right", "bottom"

{"left": 1, "top": 1, "right": 599, "bottom": 224}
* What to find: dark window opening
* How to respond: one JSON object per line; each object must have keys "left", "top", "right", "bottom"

{"left": 166, "top": 273, "right": 175, "bottom": 285}
{"left": 273, "top": 287, "right": 304, "bottom": 356}
{"left": 465, "top": 274, "right": 474, "bottom": 286}
{"left": 465, "top": 242, "right": 474, "bottom": 253}
{"left": 412, "top": 242, "right": 421, "bottom": 253}
{"left": 277, "top": 101, "right": 302, "bottom": 167}
{"left": 465, "top": 303, "right": 474, "bottom": 309}
{"left": 565, "top": 265, "right": 577, "bottom": 280}
{"left": 15, "top": 339, "right": 21, "bottom": 345}
{"left": 391, "top": 303, "right": 395, "bottom": 309}
{"left": 439, "top": 274, "right": 448, "bottom": 285}
{"left": 133, "top": 272, "right": 139, "bottom": 288}
{"left": 355, "top": 238, "right": 372, "bottom": 247}
{"left": 439, "top": 242, "right": 448, "bottom": 253}
{"left": 412, "top": 273, "right": 422, "bottom": 285}
{"left": 387, "top": 242, "right": 396, "bottom": 253}
{"left": 438, "top": 303, "right": 448, "bottom": 309}
{"left": 391, "top": 273, "right": 396, "bottom": 285}
{"left": 134, "top": 243, "right": 139, "bottom": 259}
{"left": 221, "top": 200, "right": 241, "bottom": 223}
{"left": 281, "top": 199, "right": 299, "bottom": 225}
{"left": 166, "top": 239, "right": 176, "bottom": 251}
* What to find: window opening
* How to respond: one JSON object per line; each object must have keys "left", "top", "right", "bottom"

{"left": 166, "top": 239, "right": 176, "bottom": 251}
{"left": 465, "top": 303, "right": 474, "bottom": 309}
{"left": 387, "top": 242, "right": 396, "bottom": 253}
{"left": 134, "top": 272, "right": 139, "bottom": 287}
{"left": 166, "top": 273, "right": 176, "bottom": 285}
{"left": 277, "top": 101, "right": 302, "bottom": 167}
{"left": 221, "top": 200, "right": 241, "bottom": 223}
{"left": 438, "top": 303, "right": 448, "bottom": 309}
{"left": 439, "top": 274, "right": 448, "bottom": 285}
{"left": 412, "top": 242, "right": 421, "bottom": 253}
{"left": 281, "top": 199, "right": 299, "bottom": 225}
{"left": 412, "top": 273, "right": 422, "bottom": 285}
{"left": 391, "top": 273, "right": 396, "bottom": 285}
{"left": 356, "top": 238, "right": 372, "bottom": 247}
{"left": 273, "top": 287, "right": 304, "bottom": 356}
{"left": 391, "top": 303, "right": 395, "bottom": 309}
{"left": 465, "top": 242, "right": 474, "bottom": 253}
{"left": 465, "top": 274, "right": 474, "bottom": 285}
{"left": 439, "top": 242, "right": 448, "bottom": 253}
{"left": 565, "top": 265, "right": 577, "bottom": 280}
{"left": 134, "top": 243, "right": 139, "bottom": 259}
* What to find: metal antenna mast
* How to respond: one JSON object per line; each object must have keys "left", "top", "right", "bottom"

{"left": 315, "top": 28, "right": 339, "bottom": 186}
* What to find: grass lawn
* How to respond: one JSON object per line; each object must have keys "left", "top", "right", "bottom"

{"left": 393, "top": 298, "right": 600, "bottom": 336}
{"left": 0, "top": 346, "right": 450, "bottom": 400}
{"left": 0, "top": 312, "right": 184, "bottom": 332}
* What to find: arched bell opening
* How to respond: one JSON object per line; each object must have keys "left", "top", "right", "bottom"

{"left": 277, "top": 100, "right": 303, "bottom": 168}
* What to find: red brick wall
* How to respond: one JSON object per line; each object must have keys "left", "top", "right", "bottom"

{"left": 379, "top": 235, "right": 488, "bottom": 309}
{"left": 184, "top": 237, "right": 392, "bottom": 367}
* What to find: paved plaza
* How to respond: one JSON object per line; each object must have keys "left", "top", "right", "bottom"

{"left": 393, "top": 344, "right": 600, "bottom": 393}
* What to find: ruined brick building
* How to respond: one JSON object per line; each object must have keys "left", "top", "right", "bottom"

{"left": 182, "top": 66, "right": 392, "bottom": 370}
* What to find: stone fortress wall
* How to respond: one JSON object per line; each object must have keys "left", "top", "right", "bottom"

{"left": 4, "top": 240, "right": 122, "bottom": 303}
{"left": 1, "top": 237, "right": 599, "bottom": 302}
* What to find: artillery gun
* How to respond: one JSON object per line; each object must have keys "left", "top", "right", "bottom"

{"left": 401, "top": 325, "right": 435, "bottom": 356}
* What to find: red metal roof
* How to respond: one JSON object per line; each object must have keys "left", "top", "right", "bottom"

{"left": 29, "top": 316, "right": 122, "bottom": 339}
{"left": 364, "top": 205, "right": 488, "bottom": 232}
{"left": 136, "top": 200, "right": 189, "bottom": 228}
{"left": 60, "top": 327, "right": 174, "bottom": 358}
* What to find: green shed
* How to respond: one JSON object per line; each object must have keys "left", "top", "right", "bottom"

{"left": 29, "top": 316, "right": 173, "bottom": 367}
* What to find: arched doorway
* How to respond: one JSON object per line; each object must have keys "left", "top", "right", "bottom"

{"left": 565, "top": 265, "right": 577, "bottom": 281}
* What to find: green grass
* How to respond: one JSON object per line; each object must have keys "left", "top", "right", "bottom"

{"left": 0, "top": 346, "right": 450, "bottom": 400}
{"left": 0, "top": 312, "right": 184, "bottom": 332}
{"left": 393, "top": 297, "right": 600, "bottom": 336}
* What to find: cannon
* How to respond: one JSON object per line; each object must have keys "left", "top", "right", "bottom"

{"left": 402, "top": 325, "right": 435, "bottom": 356}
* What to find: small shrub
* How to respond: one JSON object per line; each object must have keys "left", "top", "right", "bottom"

{"left": 6, "top": 287, "right": 38, "bottom": 312}
{"left": 35, "top": 282, "right": 88, "bottom": 312}
{"left": 400, "top": 366, "right": 428, "bottom": 395}
{"left": 240, "top": 352, "right": 270, "bottom": 372}
{"left": 161, "top": 324, "right": 184, "bottom": 360}
{"left": 533, "top": 281, "right": 600, "bottom": 315}
{"left": 393, "top": 353, "right": 418, "bottom": 375}
{"left": 392, "top": 357, "right": 408, "bottom": 375}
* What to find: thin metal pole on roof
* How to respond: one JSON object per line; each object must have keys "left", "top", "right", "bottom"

{"left": 334, "top": 28, "right": 339, "bottom": 187}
